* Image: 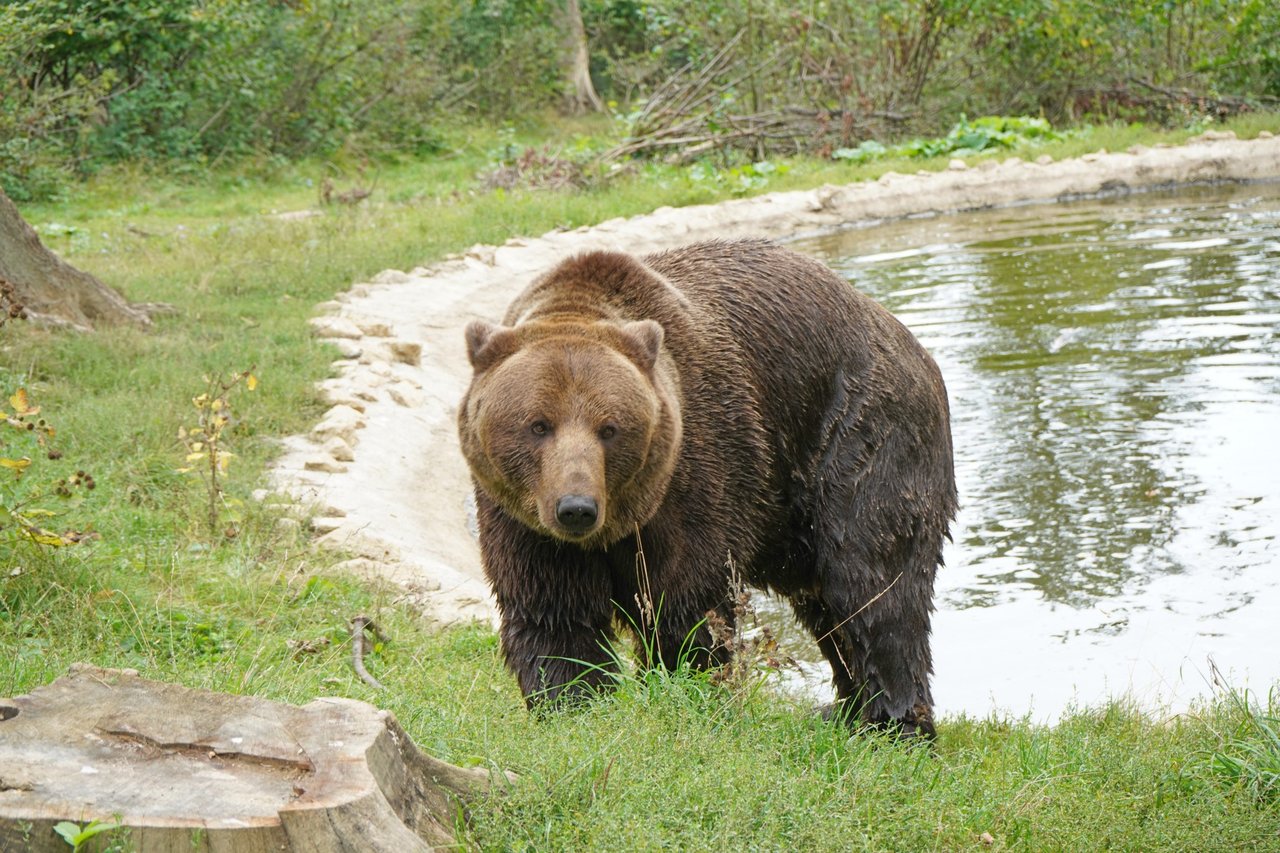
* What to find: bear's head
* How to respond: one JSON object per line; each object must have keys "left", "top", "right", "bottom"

{"left": 458, "top": 316, "right": 682, "bottom": 547}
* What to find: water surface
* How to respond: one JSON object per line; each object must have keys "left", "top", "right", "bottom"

{"left": 787, "top": 182, "right": 1280, "bottom": 719}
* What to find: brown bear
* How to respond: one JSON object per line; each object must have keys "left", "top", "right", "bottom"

{"left": 458, "top": 239, "right": 956, "bottom": 737}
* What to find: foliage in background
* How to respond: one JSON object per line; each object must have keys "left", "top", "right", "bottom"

{"left": 2, "top": 1, "right": 1278, "bottom": 199}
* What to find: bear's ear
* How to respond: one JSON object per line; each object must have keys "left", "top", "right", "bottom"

{"left": 465, "top": 320, "right": 517, "bottom": 372}
{"left": 619, "top": 319, "right": 664, "bottom": 373}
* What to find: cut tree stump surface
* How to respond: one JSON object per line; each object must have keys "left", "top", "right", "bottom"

{"left": 0, "top": 665, "right": 510, "bottom": 851}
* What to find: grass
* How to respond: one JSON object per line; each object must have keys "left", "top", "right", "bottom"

{"left": 4, "top": 112, "right": 1280, "bottom": 850}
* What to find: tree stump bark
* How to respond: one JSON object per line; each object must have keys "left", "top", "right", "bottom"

{"left": 0, "top": 665, "right": 512, "bottom": 851}
{"left": 0, "top": 187, "right": 152, "bottom": 331}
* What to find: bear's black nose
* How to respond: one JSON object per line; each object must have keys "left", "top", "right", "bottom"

{"left": 556, "top": 495, "right": 598, "bottom": 533}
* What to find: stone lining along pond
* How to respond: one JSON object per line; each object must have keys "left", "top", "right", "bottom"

{"left": 786, "top": 181, "right": 1280, "bottom": 719}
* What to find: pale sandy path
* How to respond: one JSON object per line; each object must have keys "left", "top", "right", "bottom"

{"left": 268, "top": 131, "right": 1280, "bottom": 626}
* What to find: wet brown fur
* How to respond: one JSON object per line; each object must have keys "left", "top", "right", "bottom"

{"left": 458, "top": 239, "right": 957, "bottom": 737}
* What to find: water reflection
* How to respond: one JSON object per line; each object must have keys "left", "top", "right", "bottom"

{"left": 789, "top": 183, "right": 1280, "bottom": 717}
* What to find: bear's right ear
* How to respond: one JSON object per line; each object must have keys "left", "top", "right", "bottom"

{"left": 619, "top": 319, "right": 664, "bottom": 373}
{"left": 465, "top": 320, "right": 517, "bottom": 372}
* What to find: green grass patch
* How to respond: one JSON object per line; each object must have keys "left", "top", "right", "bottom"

{"left": 4, "top": 113, "right": 1280, "bottom": 849}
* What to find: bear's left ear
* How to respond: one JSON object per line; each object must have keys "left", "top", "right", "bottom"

{"left": 466, "top": 320, "right": 517, "bottom": 372}
{"left": 619, "top": 319, "right": 664, "bottom": 373}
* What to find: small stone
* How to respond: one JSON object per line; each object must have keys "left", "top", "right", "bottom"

{"left": 322, "top": 437, "right": 355, "bottom": 463}
{"left": 388, "top": 341, "right": 422, "bottom": 366}
{"left": 353, "top": 389, "right": 379, "bottom": 402}
{"left": 335, "top": 340, "right": 362, "bottom": 359}
{"left": 1035, "top": 154, "right": 1053, "bottom": 165}
{"left": 1259, "top": 130, "right": 1274, "bottom": 139}
{"left": 948, "top": 158, "right": 967, "bottom": 171}
{"left": 1190, "top": 129, "right": 1236, "bottom": 143}
{"left": 319, "top": 386, "right": 366, "bottom": 412}
{"left": 310, "top": 516, "right": 345, "bottom": 533}
{"left": 309, "top": 316, "right": 364, "bottom": 339}
{"left": 304, "top": 456, "right": 348, "bottom": 474}
{"left": 314, "top": 300, "right": 343, "bottom": 314}
{"left": 388, "top": 386, "right": 425, "bottom": 408}
{"left": 311, "top": 405, "right": 365, "bottom": 445}
{"left": 316, "top": 504, "right": 347, "bottom": 518}
{"left": 464, "top": 244, "right": 496, "bottom": 265}
{"left": 371, "top": 269, "right": 412, "bottom": 285}
{"left": 357, "top": 321, "right": 393, "bottom": 338}
{"left": 1126, "top": 145, "right": 1149, "bottom": 155}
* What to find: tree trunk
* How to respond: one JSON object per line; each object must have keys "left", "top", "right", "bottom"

{"left": 563, "top": 0, "right": 604, "bottom": 114}
{"left": 0, "top": 186, "right": 151, "bottom": 331}
{"left": 0, "top": 665, "right": 514, "bottom": 851}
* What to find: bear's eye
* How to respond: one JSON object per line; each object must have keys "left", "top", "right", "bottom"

{"left": 598, "top": 425, "right": 617, "bottom": 441}
{"left": 530, "top": 420, "right": 551, "bottom": 437}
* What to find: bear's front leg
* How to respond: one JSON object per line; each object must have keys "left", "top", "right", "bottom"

{"left": 476, "top": 492, "right": 619, "bottom": 709}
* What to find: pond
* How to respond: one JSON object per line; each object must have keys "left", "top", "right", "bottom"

{"left": 785, "top": 182, "right": 1280, "bottom": 720}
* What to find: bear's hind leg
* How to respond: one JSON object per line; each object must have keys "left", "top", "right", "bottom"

{"left": 794, "top": 581, "right": 936, "bottom": 739}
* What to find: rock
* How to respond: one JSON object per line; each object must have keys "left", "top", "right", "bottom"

{"left": 311, "top": 405, "right": 365, "bottom": 445}
{"left": 1260, "top": 131, "right": 1274, "bottom": 139}
{"left": 388, "top": 385, "right": 426, "bottom": 408}
{"left": 309, "top": 316, "right": 364, "bottom": 340}
{"left": 310, "top": 516, "right": 345, "bottom": 533}
{"left": 314, "top": 300, "right": 343, "bottom": 314}
{"left": 1036, "top": 154, "right": 1054, "bottom": 165}
{"left": 304, "top": 456, "right": 348, "bottom": 474}
{"left": 335, "top": 340, "right": 363, "bottom": 359}
{"left": 1190, "top": 129, "right": 1237, "bottom": 143}
{"left": 357, "top": 321, "right": 393, "bottom": 337}
{"left": 464, "top": 244, "right": 496, "bottom": 265}
{"left": 948, "top": 158, "right": 968, "bottom": 171}
{"left": 322, "top": 437, "right": 355, "bottom": 463}
{"left": 388, "top": 341, "right": 422, "bottom": 366}
{"left": 371, "top": 269, "right": 412, "bottom": 285}
{"left": 319, "top": 385, "right": 367, "bottom": 412}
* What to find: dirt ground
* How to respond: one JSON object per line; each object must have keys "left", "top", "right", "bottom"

{"left": 268, "top": 131, "right": 1280, "bottom": 626}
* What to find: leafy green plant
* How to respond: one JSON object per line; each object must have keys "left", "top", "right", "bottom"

{"left": 834, "top": 115, "right": 1062, "bottom": 163}
{"left": 176, "top": 367, "right": 257, "bottom": 538}
{"left": 52, "top": 818, "right": 123, "bottom": 852}
{"left": 0, "top": 388, "right": 95, "bottom": 548}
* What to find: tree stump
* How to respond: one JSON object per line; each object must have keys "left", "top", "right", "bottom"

{"left": 0, "top": 187, "right": 153, "bottom": 331}
{"left": 0, "top": 665, "right": 512, "bottom": 851}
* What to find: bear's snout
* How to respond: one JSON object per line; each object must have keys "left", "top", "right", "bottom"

{"left": 555, "top": 494, "right": 599, "bottom": 534}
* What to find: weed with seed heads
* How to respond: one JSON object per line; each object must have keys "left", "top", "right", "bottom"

{"left": 177, "top": 367, "right": 257, "bottom": 539}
